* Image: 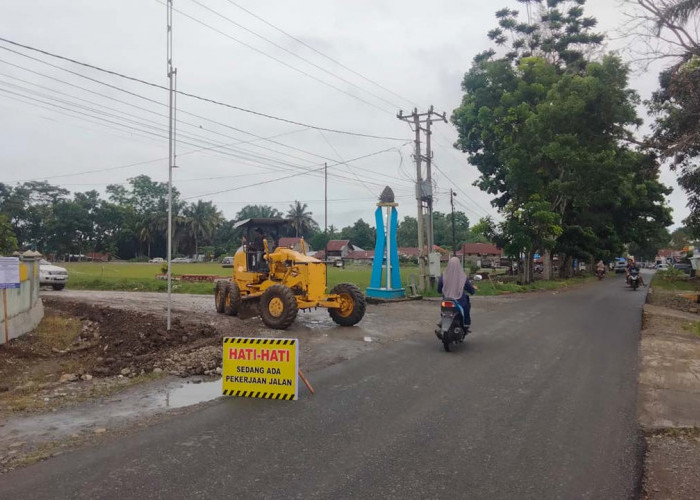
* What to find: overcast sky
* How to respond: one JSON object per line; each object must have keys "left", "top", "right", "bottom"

{"left": 0, "top": 0, "right": 688, "bottom": 230}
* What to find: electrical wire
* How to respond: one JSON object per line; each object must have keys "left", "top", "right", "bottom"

{"left": 0, "top": 86, "right": 409, "bottom": 194}
{"left": 184, "top": 0, "right": 399, "bottom": 112}
{"left": 222, "top": 0, "right": 417, "bottom": 109}
{"left": 0, "top": 52, "right": 415, "bottom": 188}
{"left": 183, "top": 146, "right": 402, "bottom": 200}
{"left": 0, "top": 36, "right": 406, "bottom": 141}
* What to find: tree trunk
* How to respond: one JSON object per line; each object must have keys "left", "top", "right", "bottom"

{"left": 543, "top": 249, "right": 552, "bottom": 280}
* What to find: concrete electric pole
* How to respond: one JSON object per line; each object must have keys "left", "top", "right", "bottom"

{"left": 166, "top": 0, "right": 177, "bottom": 330}
{"left": 397, "top": 107, "right": 447, "bottom": 291}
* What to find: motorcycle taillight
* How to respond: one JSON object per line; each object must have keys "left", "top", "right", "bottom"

{"left": 441, "top": 300, "right": 455, "bottom": 308}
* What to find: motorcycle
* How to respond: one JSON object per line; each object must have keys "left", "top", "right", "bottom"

{"left": 435, "top": 298, "right": 469, "bottom": 352}
{"left": 628, "top": 269, "right": 640, "bottom": 291}
{"left": 595, "top": 269, "right": 605, "bottom": 280}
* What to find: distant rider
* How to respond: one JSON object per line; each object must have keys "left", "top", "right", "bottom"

{"left": 626, "top": 258, "right": 645, "bottom": 287}
{"left": 437, "top": 257, "right": 477, "bottom": 330}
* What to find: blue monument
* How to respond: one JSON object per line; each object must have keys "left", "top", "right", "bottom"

{"left": 366, "top": 186, "right": 406, "bottom": 299}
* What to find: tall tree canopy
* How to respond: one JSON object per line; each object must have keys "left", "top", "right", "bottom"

{"left": 453, "top": 0, "right": 672, "bottom": 280}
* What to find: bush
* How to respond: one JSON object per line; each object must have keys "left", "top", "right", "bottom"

{"left": 656, "top": 267, "right": 686, "bottom": 281}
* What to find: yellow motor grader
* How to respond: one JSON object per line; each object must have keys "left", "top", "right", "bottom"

{"left": 214, "top": 218, "right": 366, "bottom": 330}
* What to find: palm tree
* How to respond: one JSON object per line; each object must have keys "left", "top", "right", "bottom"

{"left": 286, "top": 201, "right": 318, "bottom": 238}
{"left": 183, "top": 201, "right": 224, "bottom": 257}
{"left": 659, "top": 0, "right": 700, "bottom": 26}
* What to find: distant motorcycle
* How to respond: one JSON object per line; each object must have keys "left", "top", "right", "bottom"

{"left": 628, "top": 269, "right": 640, "bottom": 291}
{"left": 435, "top": 298, "right": 469, "bottom": 352}
{"left": 596, "top": 269, "right": 605, "bottom": 280}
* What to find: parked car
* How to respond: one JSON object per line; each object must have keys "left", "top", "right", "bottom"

{"left": 172, "top": 257, "right": 194, "bottom": 263}
{"left": 614, "top": 260, "right": 627, "bottom": 273}
{"left": 39, "top": 259, "right": 68, "bottom": 290}
{"left": 655, "top": 262, "right": 669, "bottom": 271}
{"left": 221, "top": 256, "right": 234, "bottom": 267}
{"left": 149, "top": 257, "right": 164, "bottom": 263}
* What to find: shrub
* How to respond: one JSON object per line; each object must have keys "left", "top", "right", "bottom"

{"left": 656, "top": 267, "right": 686, "bottom": 281}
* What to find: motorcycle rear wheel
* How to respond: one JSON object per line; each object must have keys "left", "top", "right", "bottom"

{"left": 443, "top": 340, "right": 451, "bottom": 352}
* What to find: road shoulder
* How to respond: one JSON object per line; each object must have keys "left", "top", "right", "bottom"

{"left": 639, "top": 285, "right": 700, "bottom": 498}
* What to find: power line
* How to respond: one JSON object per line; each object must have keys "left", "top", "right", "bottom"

{"left": 0, "top": 36, "right": 406, "bottom": 141}
{"left": 0, "top": 48, "right": 415, "bottom": 189}
{"left": 0, "top": 85, "right": 408, "bottom": 193}
{"left": 184, "top": 0, "right": 399, "bottom": 112}
{"left": 163, "top": 0, "right": 393, "bottom": 115}
{"left": 222, "top": 0, "right": 417, "bottom": 109}
{"left": 183, "top": 146, "right": 402, "bottom": 200}
{"left": 318, "top": 131, "right": 376, "bottom": 196}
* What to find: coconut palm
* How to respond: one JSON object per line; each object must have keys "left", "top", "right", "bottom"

{"left": 183, "top": 201, "right": 223, "bottom": 257}
{"left": 659, "top": 0, "right": 700, "bottom": 26}
{"left": 286, "top": 201, "right": 318, "bottom": 238}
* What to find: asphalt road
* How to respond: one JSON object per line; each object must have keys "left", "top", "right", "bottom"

{"left": 4, "top": 275, "right": 647, "bottom": 499}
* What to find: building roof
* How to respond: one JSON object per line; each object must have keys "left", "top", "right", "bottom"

{"left": 346, "top": 250, "right": 374, "bottom": 260}
{"left": 326, "top": 240, "right": 351, "bottom": 252}
{"left": 278, "top": 237, "right": 302, "bottom": 248}
{"left": 657, "top": 248, "right": 681, "bottom": 258}
{"left": 460, "top": 243, "right": 502, "bottom": 256}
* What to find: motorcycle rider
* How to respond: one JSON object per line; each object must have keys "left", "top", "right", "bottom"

{"left": 596, "top": 260, "right": 606, "bottom": 277}
{"left": 437, "top": 257, "right": 477, "bottom": 330}
{"left": 626, "top": 258, "right": 645, "bottom": 287}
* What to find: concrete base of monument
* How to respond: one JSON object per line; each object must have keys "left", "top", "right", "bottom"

{"left": 365, "top": 287, "right": 412, "bottom": 303}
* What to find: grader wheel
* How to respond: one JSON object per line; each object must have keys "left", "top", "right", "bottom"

{"left": 225, "top": 282, "right": 241, "bottom": 316}
{"left": 214, "top": 281, "right": 227, "bottom": 313}
{"left": 328, "top": 283, "right": 366, "bottom": 326}
{"left": 259, "top": 284, "right": 298, "bottom": 330}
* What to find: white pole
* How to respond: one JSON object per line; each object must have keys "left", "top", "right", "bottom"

{"left": 386, "top": 206, "right": 391, "bottom": 290}
{"left": 166, "top": 0, "right": 174, "bottom": 330}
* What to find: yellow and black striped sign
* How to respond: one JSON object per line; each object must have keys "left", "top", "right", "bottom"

{"left": 222, "top": 337, "right": 298, "bottom": 400}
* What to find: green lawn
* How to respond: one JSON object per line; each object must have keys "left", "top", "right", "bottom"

{"left": 650, "top": 271, "right": 700, "bottom": 292}
{"left": 61, "top": 261, "right": 591, "bottom": 297}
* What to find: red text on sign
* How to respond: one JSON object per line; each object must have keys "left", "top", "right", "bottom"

{"left": 228, "top": 348, "right": 290, "bottom": 362}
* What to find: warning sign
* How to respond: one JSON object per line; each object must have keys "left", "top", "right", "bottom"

{"left": 222, "top": 338, "right": 298, "bottom": 400}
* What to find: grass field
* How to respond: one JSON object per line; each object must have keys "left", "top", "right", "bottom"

{"left": 60, "top": 261, "right": 593, "bottom": 297}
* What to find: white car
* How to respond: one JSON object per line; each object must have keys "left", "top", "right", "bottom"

{"left": 39, "top": 259, "right": 68, "bottom": 290}
{"left": 149, "top": 257, "right": 164, "bottom": 263}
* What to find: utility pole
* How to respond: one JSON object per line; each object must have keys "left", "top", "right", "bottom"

{"left": 324, "top": 162, "right": 328, "bottom": 234}
{"left": 397, "top": 107, "right": 447, "bottom": 291}
{"left": 450, "top": 189, "right": 457, "bottom": 256}
{"left": 166, "top": 0, "right": 177, "bottom": 330}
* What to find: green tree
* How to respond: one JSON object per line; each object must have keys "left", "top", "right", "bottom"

{"left": 396, "top": 216, "right": 418, "bottom": 247}
{"left": 0, "top": 214, "right": 18, "bottom": 255}
{"left": 235, "top": 205, "right": 282, "bottom": 220}
{"left": 340, "top": 219, "right": 375, "bottom": 249}
{"left": 183, "top": 200, "right": 223, "bottom": 257}
{"left": 453, "top": 2, "right": 672, "bottom": 281}
{"left": 286, "top": 201, "right": 318, "bottom": 238}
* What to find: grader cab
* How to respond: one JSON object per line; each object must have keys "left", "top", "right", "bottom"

{"left": 214, "top": 218, "right": 366, "bottom": 330}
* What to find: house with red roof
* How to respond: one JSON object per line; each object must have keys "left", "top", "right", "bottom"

{"left": 457, "top": 242, "right": 503, "bottom": 267}
{"left": 325, "top": 240, "right": 355, "bottom": 260}
{"left": 278, "top": 237, "right": 312, "bottom": 254}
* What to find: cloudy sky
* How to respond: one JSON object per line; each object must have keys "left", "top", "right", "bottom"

{"left": 0, "top": 0, "right": 688, "bottom": 229}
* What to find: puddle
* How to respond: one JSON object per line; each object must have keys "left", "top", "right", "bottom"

{"left": 0, "top": 378, "right": 224, "bottom": 450}
{"left": 159, "top": 379, "right": 223, "bottom": 409}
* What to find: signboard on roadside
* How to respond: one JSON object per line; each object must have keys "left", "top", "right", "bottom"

{"left": 222, "top": 337, "right": 298, "bottom": 400}
{"left": 0, "top": 257, "right": 20, "bottom": 289}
